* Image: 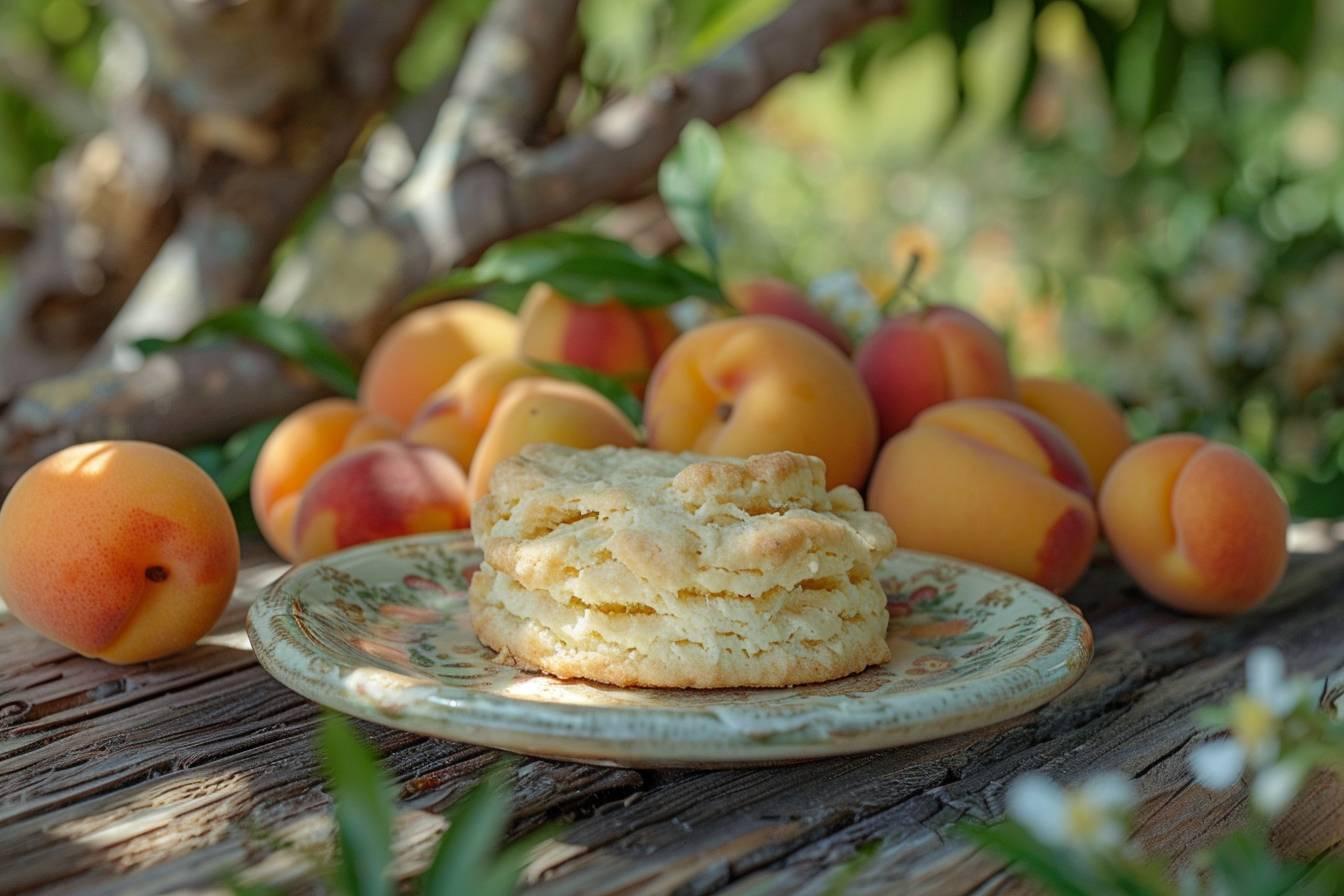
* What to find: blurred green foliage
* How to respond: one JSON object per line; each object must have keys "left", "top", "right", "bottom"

{"left": 2, "top": 0, "right": 1341, "bottom": 515}
{"left": 0, "top": 0, "right": 101, "bottom": 196}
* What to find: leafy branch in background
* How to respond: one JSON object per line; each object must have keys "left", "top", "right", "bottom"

{"left": 407, "top": 116, "right": 730, "bottom": 318}
{"left": 135, "top": 307, "right": 359, "bottom": 399}
{"left": 961, "top": 648, "right": 1344, "bottom": 896}
{"left": 659, "top": 118, "right": 726, "bottom": 280}
{"left": 137, "top": 305, "right": 359, "bottom": 526}
{"left": 183, "top": 418, "right": 279, "bottom": 531}
{"left": 230, "top": 713, "right": 547, "bottom": 896}
{"left": 411, "top": 230, "right": 726, "bottom": 313}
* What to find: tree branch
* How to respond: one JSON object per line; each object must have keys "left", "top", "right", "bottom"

{"left": 0, "top": 0, "right": 906, "bottom": 491}
{"left": 93, "top": 0, "right": 432, "bottom": 352}
{"left": 430, "top": 0, "right": 908, "bottom": 271}
{"left": 265, "top": 0, "right": 583, "bottom": 333}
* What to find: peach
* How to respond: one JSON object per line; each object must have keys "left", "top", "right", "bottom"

{"left": 1099, "top": 435, "right": 1288, "bottom": 615}
{"left": 467, "top": 378, "right": 641, "bottom": 502}
{"left": 516, "top": 283, "right": 677, "bottom": 396}
{"left": 1018, "top": 377, "right": 1131, "bottom": 489}
{"left": 0, "top": 441, "right": 240, "bottom": 663}
{"left": 292, "top": 442, "right": 470, "bottom": 562}
{"left": 341, "top": 414, "right": 400, "bottom": 451}
{"left": 644, "top": 317, "right": 878, "bottom": 489}
{"left": 359, "top": 300, "right": 518, "bottom": 427}
{"left": 855, "top": 306, "right": 1015, "bottom": 442}
{"left": 251, "top": 398, "right": 368, "bottom": 560}
{"left": 728, "top": 277, "right": 851, "bottom": 353}
{"left": 867, "top": 399, "right": 1097, "bottom": 593}
{"left": 405, "top": 356, "right": 543, "bottom": 471}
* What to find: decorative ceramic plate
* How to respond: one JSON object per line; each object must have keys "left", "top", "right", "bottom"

{"left": 247, "top": 532, "right": 1092, "bottom": 767}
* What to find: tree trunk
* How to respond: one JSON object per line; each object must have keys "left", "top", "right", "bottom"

{"left": 0, "top": 0, "right": 909, "bottom": 494}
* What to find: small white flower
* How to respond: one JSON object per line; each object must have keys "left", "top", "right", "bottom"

{"left": 807, "top": 271, "right": 880, "bottom": 340}
{"left": 1189, "top": 648, "right": 1309, "bottom": 795}
{"left": 1251, "top": 760, "right": 1309, "bottom": 817}
{"left": 1190, "top": 738, "right": 1246, "bottom": 790}
{"left": 1006, "top": 772, "right": 1136, "bottom": 853}
{"left": 1246, "top": 647, "right": 1304, "bottom": 717}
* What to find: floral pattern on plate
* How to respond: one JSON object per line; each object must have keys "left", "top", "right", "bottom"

{"left": 247, "top": 531, "right": 1092, "bottom": 767}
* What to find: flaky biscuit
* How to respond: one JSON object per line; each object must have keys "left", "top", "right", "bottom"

{"left": 469, "top": 445, "right": 895, "bottom": 688}
{"left": 470, "top": 565, "right": 890, "bottom": 689}
{"left": 473, "top": 446, "right": 892, "bottom": 595}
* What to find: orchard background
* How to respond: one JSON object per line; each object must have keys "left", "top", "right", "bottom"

{"left": 0, "top": 0, "right": 1340, "bottom": 517}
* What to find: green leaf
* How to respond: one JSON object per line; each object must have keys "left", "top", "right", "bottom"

{"left": 183, "top": 443, "right": 226, "bottom": 481}
{"left": 223, "top": 881, "right": 286, "bottom": 896}
{"left": 319, "top": 712, "right": 395, "bottom": 896}
{"left": 1213, "top": 0, "right": 1313, "bottom": 57}
{"left": 531, "top": 360, "right": 644, "bottom": 428}
{"left": 134, "top": 306, "right": 358, "bottom": 398}
{"left": 408, "top": 231, "right": 726, "bottom": 312}
{"left": 419, "top": 765, "right": 515, "bottom": 896}
{"left": 213, "top": 418, "right": 281, "bottom": 503}
{"left": 658, "top": 119, "right": 724, "bottom": 276}
{"left": 1204, "top": 829, "right": 1309, "bottom": 896}
{"left": 685, "top": 0, "right": 788, "bottom": 60}
{"left": 1114, "top": 0, "right": 1182, "bottom": 128}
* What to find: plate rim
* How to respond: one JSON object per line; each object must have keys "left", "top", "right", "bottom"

{"left": 246, "top": 532, "right": 1093, "bottom": 766}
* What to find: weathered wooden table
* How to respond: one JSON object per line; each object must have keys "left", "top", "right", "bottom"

{"left": 3, "top": 528, "right": 1342, "bottom": 896}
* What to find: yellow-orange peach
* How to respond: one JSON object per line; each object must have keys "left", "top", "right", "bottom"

{"left": 0, "top": 441, "right": 240, "bottom": 663}
{"left": 341, "top": 414, "right": 400, "bottom": 451}
{"left": 250, "top": 398, "right": 364, "bottom": 561}
{"left": 1018, "top": 377, "right": 1131, "bottom": 489}
{"left": 644, "top": 317, "right": 877, "bottom": 489}
{"left": 359, "top": 300, "right": 518, "bottom": 427}
{"left": 867, "top": 399, "right": 1097, "bottom": 592}
{"left": 855, "top": 306, "right": 1015, "bottom": 441}
{"left": 292, "top": 442, "right": 470, "bottom": 562}
{"left": 406, "top": 356, "right": 543, "bottom": 471}
{"left": 467, "top": 379, "right": 641, "bottom": 503}
{"left": 516, "top": 284, "right": 678, "bottom": 396}
{"left": 1099, "top": 435, "right": 1288, "bottom": 615}
{"left": 728, "top": 277, "right": 851, "bottom": 353}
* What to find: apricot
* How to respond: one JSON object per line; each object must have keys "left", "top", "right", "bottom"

{"left": 728, "top": 277, "right": 851, "bottom": 353}
{"left": 855, "top": 305, "right": 1015, "bottom": 442}
{"left": 250, "top": 398, "right": 384, "bottom": 561}
{"left": 342, "top": 414, "right": 400, "bottom": 451}
{"left": 292, "top": 442, "right": 470, "bottom": 562}
{"left": 644, "top": 317, "right": 878, "bottom": 489}
{"left": 0, "top": 441, "right": 240, "bottom": 663}
{"left": 405, "top": 356, "right": 543, "bottom": 471}
{"left": 1099, "top": 435, "right": 1288, "bottom": 615}
{"left": 867, "top": 399, "right": 1097, "bottom": 593}
{"left": 1018, "top": 377, "right": 1131, "bottom": 489}
{"left": 516, "top": 283, "right": 677, "bottom": 396}
{"left": 467, "top": 378, "right": 641, "bottom": 503}
{"left": 359, "top": 300, "right": 518, "bottom": 427}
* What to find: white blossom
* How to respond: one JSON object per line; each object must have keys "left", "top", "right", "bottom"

{"left": 1190, "top": 648, "right": 1311, "bottom": 809}
{"left": 1006, "top": 772, "right": 1136, "bottom": 853}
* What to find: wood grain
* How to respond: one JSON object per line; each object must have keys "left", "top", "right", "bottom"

{"left": 1, "top": 536, "right": 1341, "bottom": 895}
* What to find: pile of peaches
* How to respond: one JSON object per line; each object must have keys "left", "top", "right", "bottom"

{"left": 0, "top": 274, "right": 1290, "bottom": 665}
{"left": 257, "top": 277, "right": 1288, "bottom": 617}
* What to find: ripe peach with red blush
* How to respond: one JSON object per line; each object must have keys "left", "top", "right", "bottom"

{"left": 867, "top": 399, "right": 1097, "bottom": 593}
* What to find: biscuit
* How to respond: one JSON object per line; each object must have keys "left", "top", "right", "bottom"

{"left": 469, "top": 445, "right": 895, "bottom": 688}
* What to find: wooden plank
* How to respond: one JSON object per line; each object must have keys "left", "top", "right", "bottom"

{"left": 518, "top": 548, "right": 1344, "bottom": 895}
{"left": 0, "top": 541, "right": 1340, "bottom": 896}
{"left": 0, "top": 552, "right": 646, "bottom": 894}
